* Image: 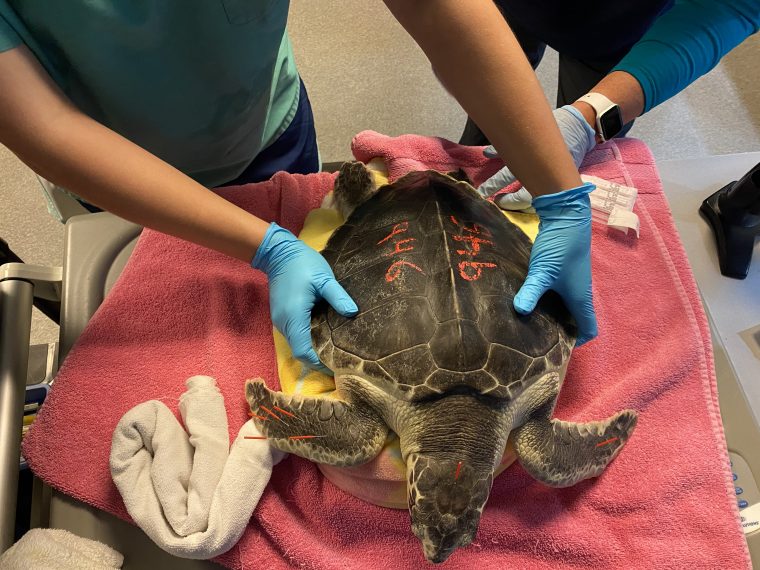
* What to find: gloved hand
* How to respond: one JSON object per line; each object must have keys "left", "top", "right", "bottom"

{"left": 478, "top": 105, "right": 596, "bottom": 209}
{"left": 515, "top": 183, "right": 598, "bottom": 346}
{"left": 252, "top": 223, "right": 358, "bottom": 374}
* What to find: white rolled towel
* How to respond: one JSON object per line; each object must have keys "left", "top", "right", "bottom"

{"left": 110, "top": 375, "right": 285, "bottom": 559}
{"left": 0, "top": 528, "right": 123, "bottom": 569}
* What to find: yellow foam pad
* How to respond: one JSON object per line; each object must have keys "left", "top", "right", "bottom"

{"left": 273, "top": 160, "right": 539, "bottom": 508}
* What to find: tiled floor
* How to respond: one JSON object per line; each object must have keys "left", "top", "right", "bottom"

{"left": 1, "top": 1, "right": 759, "bottom": 345}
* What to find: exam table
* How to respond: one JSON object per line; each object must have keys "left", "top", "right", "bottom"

{"left": 1, "top": 155, "right": 759, "bottom": 568}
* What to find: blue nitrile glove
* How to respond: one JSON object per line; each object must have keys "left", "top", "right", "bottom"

{"left": 515, "top": 183, "right": 598, "bottom": 346}
{"left": 252, "top": 223, "right": 358, "bottom": 374}
{"left": 478, "top": 105, "right": 596, "bottom": 210}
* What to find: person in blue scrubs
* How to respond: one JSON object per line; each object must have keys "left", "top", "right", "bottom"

{"left": 466, "top": 1, "right": 758, "bottom": 345}
{"left": 0, "top": 1, "right": 596, "bottom": 371}
{"left": 475, "top": 0, "right": 760, "bottom": 203}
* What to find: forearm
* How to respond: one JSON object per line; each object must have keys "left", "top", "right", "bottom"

{"left": 0, "top": 46, "right": 268, "bottom": 263}
{"left": 572, "top": 71, "right": 645, "bottom": 127}
{"left": 571, "top": 0, "right": 759, "bottom": 131}
{"left": 383, "top": 0, "right": 582, "bottom": 197}
{"left": 613, "top": 0, "right": 760, "bottom": 112}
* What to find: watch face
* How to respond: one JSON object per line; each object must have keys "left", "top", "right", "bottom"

{"left": 600, "top": 106, "right": 624, "bottom": 139}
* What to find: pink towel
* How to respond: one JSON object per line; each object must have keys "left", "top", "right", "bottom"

{"left": 23, "top": 132, "right": 748, "bottom": 569}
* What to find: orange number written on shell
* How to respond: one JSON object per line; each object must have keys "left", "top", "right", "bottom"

{"left": 450, "top": 216, "right": 497, "bottom": 281}
{"left": 378, "top": 221, "right": 425, "bottom": 282}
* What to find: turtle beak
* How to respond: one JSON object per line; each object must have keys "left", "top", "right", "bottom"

{"left": 414, "top": 522, "right": 475, "bottom": 564}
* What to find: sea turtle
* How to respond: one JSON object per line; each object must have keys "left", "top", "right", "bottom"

{"left": 246, "top": 161, "right": 637, "bottom": 564}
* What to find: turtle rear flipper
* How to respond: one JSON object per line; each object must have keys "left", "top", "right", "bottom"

{"left": 245, "top": 379, "right": 388, "bottom": 466}
{"left": 513, "top": 407, "right": 637, "bottom": 488}
{"left": 445, "top": 169, "right": 473, "bottom": 186}
{"left": 334, "top": 161, "right": 379, "bottom": 219}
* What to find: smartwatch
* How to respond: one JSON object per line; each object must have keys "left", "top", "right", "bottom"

{"left": 576, "top": 93, "right": 623, "bottom": 142}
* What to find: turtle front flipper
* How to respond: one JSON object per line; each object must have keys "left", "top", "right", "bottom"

{"left": 245, "top": 379, "right": 388, "bottom": 467}
{"left": 512, "top": 374, "right": 638, "bottom": 488}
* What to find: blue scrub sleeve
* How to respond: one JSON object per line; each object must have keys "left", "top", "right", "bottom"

{"left": 613, "top": 0, "right": 760, "bottom": 112}
{"left": 0, "top": 2, "right": 22, "bottom": 52}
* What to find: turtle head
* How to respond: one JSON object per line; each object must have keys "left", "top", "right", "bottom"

{"left": 406, "top": 453, "right": 493, "bottom": 563}
{"left": 399, "top": 394, "right": 508, "bottom": 564}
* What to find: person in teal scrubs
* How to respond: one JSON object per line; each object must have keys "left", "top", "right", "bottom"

{"left": 0, "top": 1, "right": 595, "bottom": 371}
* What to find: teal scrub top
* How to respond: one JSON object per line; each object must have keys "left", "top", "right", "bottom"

{"left": 0, "top": 0, "right": 301, "bottom": 188}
